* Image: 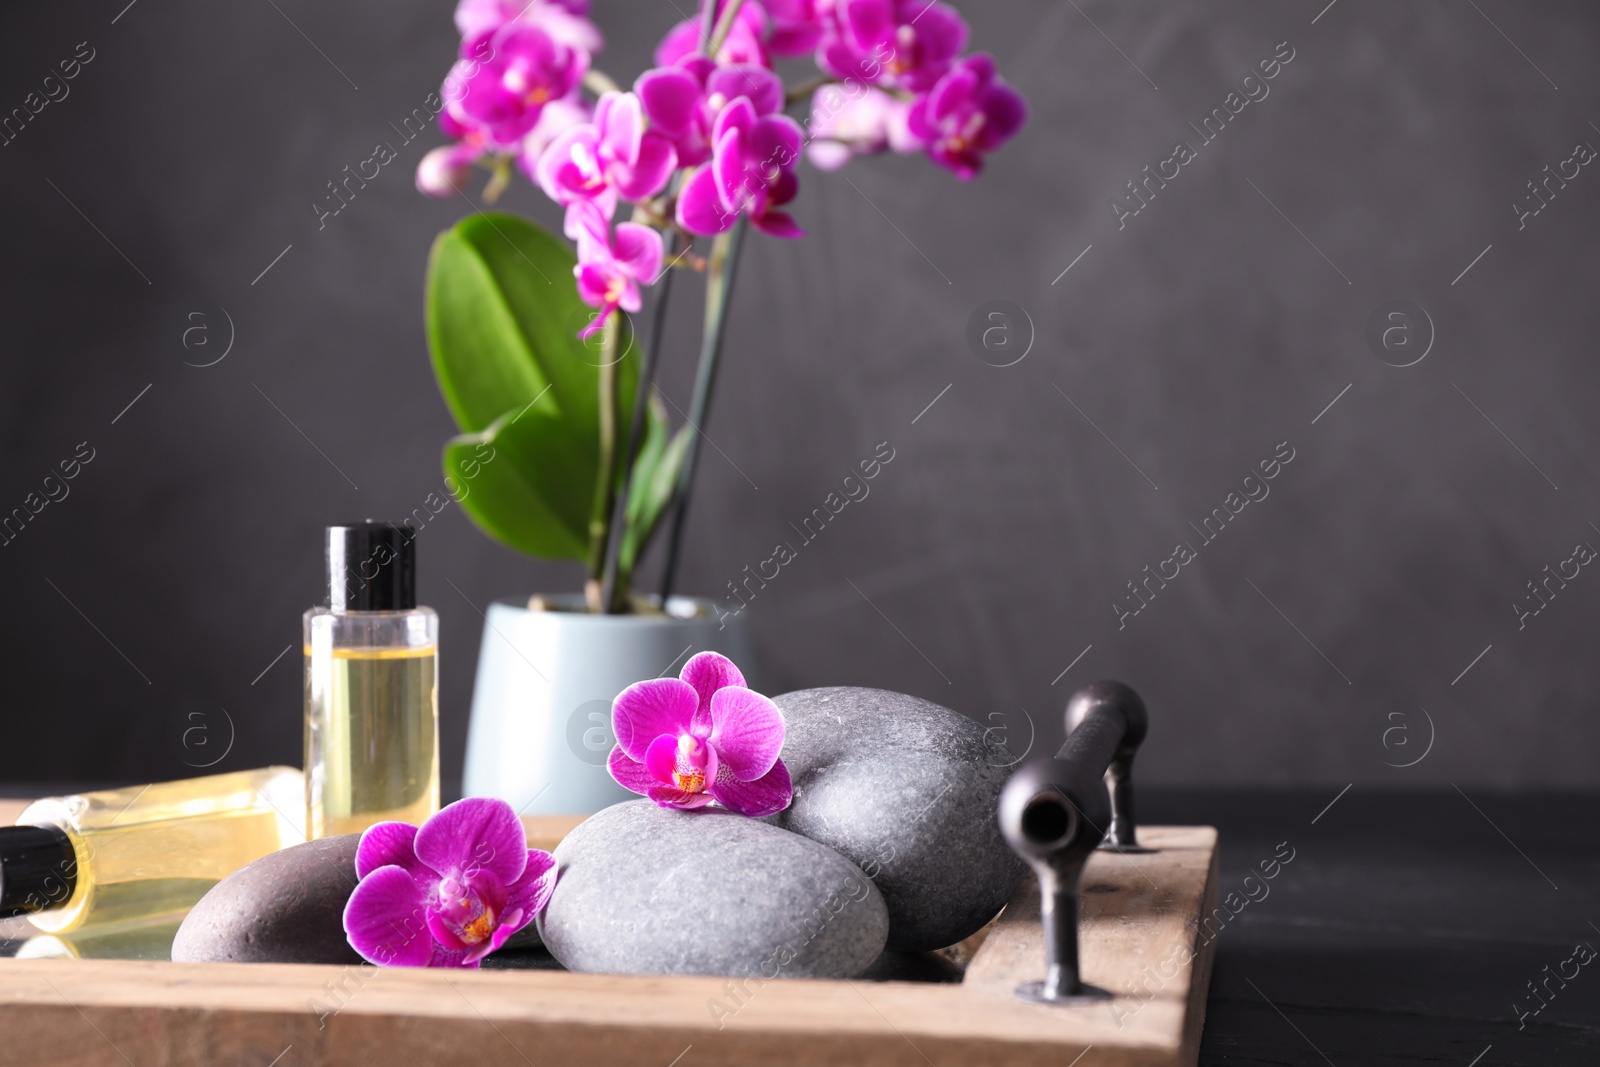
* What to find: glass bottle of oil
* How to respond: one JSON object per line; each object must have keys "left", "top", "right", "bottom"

{"left": 0, "top": 766, "right": 304, "bottom": 934}
{"left": 305, "top": 521, "right": 439, "bottom": 839}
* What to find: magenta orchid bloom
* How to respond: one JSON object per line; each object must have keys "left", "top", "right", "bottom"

{"left": 677, "top": 97, "right": 804, "bottom": 238}
{"left": 819, "top": 0, "right": 968, "bottom": 92}
{"left": 513, "top": 92, "right": 593, "bottom": 183}
{"left": 455, "top": 0, "right": 602, "bottom": 59}
{"left": 607, "top": 651, "right": 792, "bottom": 817}
{"left": 342, "top": 798, "right": 556, "bottom": 969}
{"left": 764, "top": 0, "right": 828, "bottom": 57}
{"left": 806, "top": 84, "right": 919, "bottom": 171}
{"left": 416, "top": 142, "right": 481, "bottom": 197}
{"left": 637, "top": 59, "right": 782, "bottom": 169}
{"left": 567, "top": 200, "right": 664, "bottom": 336}
{"left": 907, "top": 53, "right": 1027, "bottom": 180}
{"left": 443, "top": 23, "right": 589, "bottom": 149}
{"left": 535, "top": 91, "right": 677, "bottom": 216}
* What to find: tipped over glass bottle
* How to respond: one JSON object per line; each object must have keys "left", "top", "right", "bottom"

{"left": 0, "top": 766, "right": 304, "bottom": 934}
{"left": 304, "top": 521, "right": 440, "bottom": 840}
{"left": 13, "top": 917, "right": 184, "bottom": 960}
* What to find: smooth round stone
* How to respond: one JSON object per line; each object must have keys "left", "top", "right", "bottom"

{"left": 538, "top": 800, "right": 888, "bottom": 979}
{"left": 171, "top": 835, "right": 364, "bottom": 964}
{"left": 769, "top": 687, "right": 1026, "bottom": 952}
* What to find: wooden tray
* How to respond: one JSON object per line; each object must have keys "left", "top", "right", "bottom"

{"left": 0, "top": 800, "right": 1218, "bottom": 1067}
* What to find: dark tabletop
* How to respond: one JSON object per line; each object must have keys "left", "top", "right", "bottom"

{"left": 1141, "top": 790, "right": 1600, "bottom": 1067}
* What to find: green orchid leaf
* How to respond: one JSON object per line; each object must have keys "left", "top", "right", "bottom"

{"left": 426, "top": 210, "right": 647, "bottom": 565}
{"left": 442, "top": 403, "right": 597, "bottom": 561}
{"left": 425, "top": 211, "right": 640, "bottom": 436}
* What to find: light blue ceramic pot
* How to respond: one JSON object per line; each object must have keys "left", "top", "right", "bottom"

{"left": 462, "top": 596, "right": 755, "bottom": 815}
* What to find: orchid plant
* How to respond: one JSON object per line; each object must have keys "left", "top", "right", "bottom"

{"left": 607, "top": 651, "right": 791, "bottom": 816}
{"left": 343, "top": 797, "right": 556, "bottom": 968}
{"left": 420, "top": 0, "right": 1025, "bottom": 613}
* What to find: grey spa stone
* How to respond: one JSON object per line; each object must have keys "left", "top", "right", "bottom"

{"left": 171, "top": 834, "right": 364, "bottom": 965}
{"left": 769, "top": 687, "right": 1026, "bottom": 952}
{"left": 537, "top": 800, "right": 887, "bottom": 979}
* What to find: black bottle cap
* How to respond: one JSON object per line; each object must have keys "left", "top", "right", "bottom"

{"left": 327, "top": 521, "right": 416, "bottom": 612}
{"left": 0, "top": 824, "right": 77, "bottom": 918}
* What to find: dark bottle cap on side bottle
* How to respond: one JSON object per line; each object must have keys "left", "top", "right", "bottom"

{"left": 0, "top": 824, "right": 78, "bottom": 918}
{"left": 327, "top": 521, "right": 416, "bottom": 612}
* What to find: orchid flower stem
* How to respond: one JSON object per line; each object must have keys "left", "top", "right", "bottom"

{"left": 482, "top": 156, "right": 513, "bottom": 204}
{"left": 582, "top": 68, "right": 622, "bottom": 97}
{"left": 699, "top": 0, "right": 718, "bottom": 52}
{"left": 707, "top": 0, "right": 747, "bottom": 58}
{"left": 658, "top": 216, "right": 748, "bottom": 603}
{"left": 585, "top": 313, "right": 621, "bottom": 612}
{"left": 601, "top": 231, "right": 681, "bottom": 614}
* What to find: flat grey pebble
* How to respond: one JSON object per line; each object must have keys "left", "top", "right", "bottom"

{"left": 171, "top": 835, "right": 363, "bottom": 964}
{"left": 769, "top": 687, "right": 1026, "bottom": 952}
{"left": 538, "top": 800, "right": 887, "bottom": 979}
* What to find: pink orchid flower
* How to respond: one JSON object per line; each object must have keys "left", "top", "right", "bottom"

{"left": 535, "top": 91, "right": 677, "bottom": 217}
{"left": 454, "top": 0, "right": 602, "bottom": 59}
{"left": 677, "top": 96, "right": 805, "bottom": 238}
{"left": 566, "top": 200, "right": 663, "bottom": 337}
{"left": 442, "top": 23, "right": 589, "bottom": 150}
{"left": 607, "top": 651, "right": 792, "bottom": 817}
{"left": 637, "top": 59, "right": 782, "bottom": 169}
{"left": 805, "top": 84, "right": 920, "bottom": 171}
{"left": 819, "top": 0, "right": 968, "bottom": 92}
{"left": 513, "top": 92, "right": 593, "bottom": 184}
{"left": 764, "top": 0, "right": 829, "bottom": 57}
{"left": 416, "top": 142, "right": 482, "bottom": 198}
{"left": 907, "top": 53, "right": 1027, "bottom": 180}
{"left": 343, "top": 798, "right": 556, "bottom": 968}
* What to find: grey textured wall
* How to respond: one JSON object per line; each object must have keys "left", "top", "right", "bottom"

{"left": 1, "top": 1, "right": 1595, "bottom": 789}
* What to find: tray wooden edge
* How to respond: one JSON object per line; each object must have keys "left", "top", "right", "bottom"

{"left": 0, "top": 805, "right": 1220, "bottom": 1067}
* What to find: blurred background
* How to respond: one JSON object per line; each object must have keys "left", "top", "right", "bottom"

{"left": 1, "top": 0, "right": 1596, "bottom": 792}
